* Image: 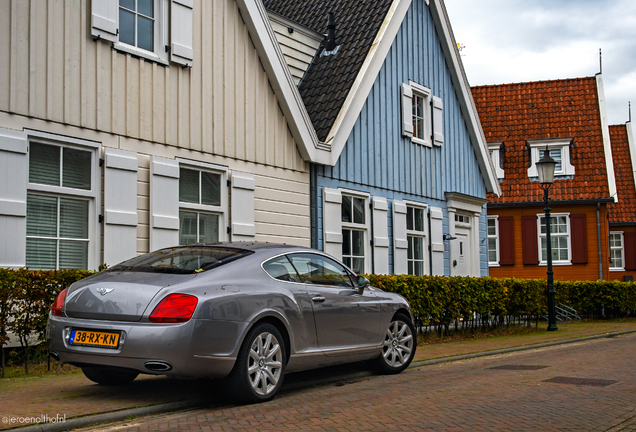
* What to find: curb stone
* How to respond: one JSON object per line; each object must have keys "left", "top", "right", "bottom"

{"left": 8, "top": 329, "right": 636, "bottom": 432}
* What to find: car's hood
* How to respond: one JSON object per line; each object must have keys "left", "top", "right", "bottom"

{"left": 64, "top": 271, "right": 196, "bottom": 322}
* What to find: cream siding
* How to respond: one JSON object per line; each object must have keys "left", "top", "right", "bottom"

{"left": 0, "top": 0, "right": 308, "bottom": 172}
{"left": 0, "top": 0, "right": 311, "bottom": 263}
{"left": 268, "top": 19, "right": 322, "bottom": 85}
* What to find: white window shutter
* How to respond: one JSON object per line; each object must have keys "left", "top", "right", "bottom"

{"left": 322, "top": 188, "right": 343, "bottom": 260}
{"left": 0, "top": 128, "right": 27, "bottom": 267}
{"left": 432, "top": 96, "right": 444, "bottom": 146}
{"left": 392, "top": 200, "right": 408, "bottom": 274}
{"left": 231, "top": 171, "right": 255, "bottom": 241}
{"left": 401, "top": 83, "right": 413, "bottom": 138}
{"left": 103, "top": 148, "right": 138, "bottom": 266}
{"left": 372, "top": 197, "right": 389, "bottom": 274}
{"left": 91, "top": 0, "right": 119, "bottom": 43}
{"left": 171, "top": 0, "right": 194, "bottom": 66}
{"left": 150, "top": 156, "right": 180, "bottom": 251}
{"left": 430, "top": 206, "right": 444, "bottom": 275}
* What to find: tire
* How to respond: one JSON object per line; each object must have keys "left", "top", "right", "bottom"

{"left": 374, "top": 313, "right": 416, "bottom": 374}
{"left": 81, "top": 366, "right": 139, "bottom": 385}
{"left": 226, "top": 323, "right": 286, "bottom": 404}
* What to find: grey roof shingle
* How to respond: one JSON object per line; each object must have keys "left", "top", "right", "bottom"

{"left": 264, "top": 0, "right": 393, "bottom": 142}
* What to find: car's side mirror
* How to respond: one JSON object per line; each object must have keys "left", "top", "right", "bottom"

{"left": 356, "top": 275, "right": 370, "bottom": 294}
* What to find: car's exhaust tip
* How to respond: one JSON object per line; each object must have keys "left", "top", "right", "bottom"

{"left": 144, "top": 361, "right": 172, "bottom": 372}
{"left": 49, "top": 351, "right": 60, "bottom": 361}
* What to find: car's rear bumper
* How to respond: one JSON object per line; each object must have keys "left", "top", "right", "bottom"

{"left": 47, "top": 314, "right": 248, "bottom": 379}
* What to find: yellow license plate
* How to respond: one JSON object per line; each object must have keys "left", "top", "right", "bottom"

{"left": 69, "top": 329, "right": 120, "bottom": 349}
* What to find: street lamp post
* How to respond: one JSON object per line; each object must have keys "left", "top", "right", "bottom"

{"left": 536, "top": 148, "right": 558, "bottom": 331}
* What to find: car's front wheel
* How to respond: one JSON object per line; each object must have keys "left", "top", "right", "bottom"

{"left": 81, "top": 366, "right": 139, "bottom": 385}
{"left": 374, "top": 313, "right": 416, "bottom": 374}
{"left": 226, "top": 323, "right": 286, "bottom": 403}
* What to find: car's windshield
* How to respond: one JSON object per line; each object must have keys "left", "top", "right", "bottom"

{"left": 108, "top": 247, "right": 253, "bottom": 274}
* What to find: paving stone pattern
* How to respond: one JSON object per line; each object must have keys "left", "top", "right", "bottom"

{"left": 83, "top": 334, "right": 636, "bottom": 432}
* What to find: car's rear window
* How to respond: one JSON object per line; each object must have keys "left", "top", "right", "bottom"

{"left": 109, "top": 247, "right": 253, "bottom": 274}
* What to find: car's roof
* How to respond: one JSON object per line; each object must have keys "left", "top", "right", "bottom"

{"left": 193, "top": 241, "right": 315, "bottom": 253}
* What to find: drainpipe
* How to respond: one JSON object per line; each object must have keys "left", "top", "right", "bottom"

{"left": 428, "top": 209, "right": 433, "bottom": 275}
{"left": 597, "top": 202, "right": 603, "bottom": 280}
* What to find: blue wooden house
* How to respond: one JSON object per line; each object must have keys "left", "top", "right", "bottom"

{"left": 263, "top": 0, "right": 501, "bottom": 276}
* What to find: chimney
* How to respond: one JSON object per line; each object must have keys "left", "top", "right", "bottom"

{"left": 325, "top": 13, "right": 337, "bottom": 51}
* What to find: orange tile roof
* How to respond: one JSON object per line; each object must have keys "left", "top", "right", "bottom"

{"left": 608, "top": 124, "right": 636, "bottom": 223}
{"left": 471, "top": 77, "right": 612, "bottom": 204}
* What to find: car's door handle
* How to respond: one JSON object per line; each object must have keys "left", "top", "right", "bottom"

{"left": 312, "top": 296, "right": 326, "bottom": 303}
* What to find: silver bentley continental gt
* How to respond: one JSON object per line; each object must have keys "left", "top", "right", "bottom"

{"left": 47, "top": 243, "right": 416, "bottom": 403}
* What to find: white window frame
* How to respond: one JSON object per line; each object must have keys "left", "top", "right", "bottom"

{"left": 340, "top": 189, "right": 371, "bottom": 274}
{"left": 405, "top": 201, "right": 428, "bottom": 276}
{"left": 527, "top": 138, "right": 575, "bottom": 178}
{"left": 114, "top": 0, "right": 170, "bottom": 64}
{"left": 25, "top": 130, "right": 101, "bottom": 270}
{"left": 609, "top": 231, "right": 625, "bottom": 271}
{"left": 177, "top": 159, "right": 228, "bottom": 245}
{"left": 409, "top": 81, "right": 432, "bottom": 147}
{"left": 537, "top": 212, "right": 571, "bottom": 266}
{"left": 488, "top": 142, "right": 505, "bottom": 180}
{"left": 487, "top": 215, "right": 499, "bottom": 267}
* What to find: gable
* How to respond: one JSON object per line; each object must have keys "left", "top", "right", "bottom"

{"left": 319, "top": 0, "right": 487, "bottom": 200}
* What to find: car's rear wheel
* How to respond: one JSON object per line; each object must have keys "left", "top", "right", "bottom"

{"left": 226, "top": 323, "right": 286, "bottom": 404}
{"left": 81, "top": 366, "right": 139, "bottom": 385}
{"left": 374, "top": 313, "right": 416, "bottom": 374}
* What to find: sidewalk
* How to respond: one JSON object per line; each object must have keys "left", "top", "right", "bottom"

{"left": 2, "top": 320, "right": 635, "bottom": 431}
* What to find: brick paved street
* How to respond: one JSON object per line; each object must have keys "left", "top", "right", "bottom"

{"left": 80, "top": 333, "right": 636, "bottom": 432}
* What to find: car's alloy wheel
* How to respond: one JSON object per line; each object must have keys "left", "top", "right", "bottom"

{"left": 375, "top": 313, "right": 416, "bottom": 374}
{"left": 227, "top": 323, "right": 286, "bottom": 403}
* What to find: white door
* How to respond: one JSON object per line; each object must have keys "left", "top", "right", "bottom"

{"left": 452, "top": 229, "right": 471, "bottom": 276}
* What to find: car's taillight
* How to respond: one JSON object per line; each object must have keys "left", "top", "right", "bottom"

{"left": 149, "top": 294, "right": 198, "bottom": 323}
{"left": 51, "top": 288, "right": 68, "bottom": 317}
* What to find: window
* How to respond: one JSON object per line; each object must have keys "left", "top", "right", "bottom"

{"left": 119, "top": 0, "right": 156, "bottom": 52}
{"left": 610, "top": 232, "right": 624, "bottom": 271}
{"left": 402, "top": 82, "right": 432, "bottom": 146}
{"left": 538, "top": 213, "right": 571, "bottom": 264}
{"left": 527, "top": 138, "right": 575, "bottom": 178}
{"left": 262, "top": 255, "right": 302, "bottom": 283}
{"left": 455, "top": 214, "right": 471, "bottom": 224}
{"left": 116, "top": 0, "right": 169, "bottom": 63}
{"left": 178, "top": 163, "right": 227, "bottom": 246}
{"left": 341, "top": 194, "right": 368, "bottom": 274}
{"left": 488, "top": 142, "right": 505, "bottom": 179}
{"left": 406, "top": 206, "right": 426, "bottom": 276}
{"left": 487, "top": 216, "right": 499, "bottom": 266}
{"left": 26, "top": 140, "right": 98, "bottom": 270}
{"left": 287, "top": 253, "right": 353, "bottom": 287}
{"left": 91, "top": 0, "right": 193, "bottom": 66}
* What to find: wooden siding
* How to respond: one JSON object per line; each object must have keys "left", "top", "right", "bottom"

{"left": 315, "top": 0, "right": 487, "bottom": 201}
{"left": 0, "top": 0, "right": 308, "bottom": 173}
{"left": 269, "top": 19, "right": 321, "bottom": 85}
{"left": 488, "top": 204, "right": 611, "bottom": 281}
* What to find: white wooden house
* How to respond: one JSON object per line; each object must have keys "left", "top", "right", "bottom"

{"left": 0, "top": 0, "right": 321, "bottom": 270}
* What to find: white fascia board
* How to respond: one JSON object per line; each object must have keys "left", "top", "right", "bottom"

{"left": 235, "top": 0, "right": 331, "bottom": 164}
{"left": 267, "top": 11, "right": 324, "bottom": 43}
{"left": 322, "top": 0, "right": 413, "bottom": 166}
{"left": 429, "top": 0, "right": 501, "bottom": 197}
{"left": 596, "top": 74, "right": 618, "bottom": 202}
{"left": 627, "top": 122, "right": 636, "bottom": 194}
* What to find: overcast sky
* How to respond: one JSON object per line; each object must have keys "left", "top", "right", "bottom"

{"left": 445, "top": 0, "right": 636, "bottom": 125}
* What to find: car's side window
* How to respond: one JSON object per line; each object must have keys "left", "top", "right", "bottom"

{"left": 287, "top": 254, "right": 353, "bottom": 287}
{"left": 262, "top": 256, "right": 302, "bottom": 283}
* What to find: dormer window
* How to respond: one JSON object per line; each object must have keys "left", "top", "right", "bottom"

{"left": 527, "top": 138, "right": 575, "bottom": 178}
{"left": 488, "top": 141, "right": 505, "bottom": 180}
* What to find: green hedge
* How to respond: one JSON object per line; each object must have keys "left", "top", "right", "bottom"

{"left": 0, "top": 268, "right": 95, "bottom": 375}
{"left": 1, "top": 269, "right": 635, "bottom": 375}
{"left": 366, "top": 275, "right": 636, "bottom": 326}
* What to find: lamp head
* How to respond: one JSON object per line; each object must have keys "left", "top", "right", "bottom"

{"left": 536, "top": 146, "right": 557, "bottom": 185}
